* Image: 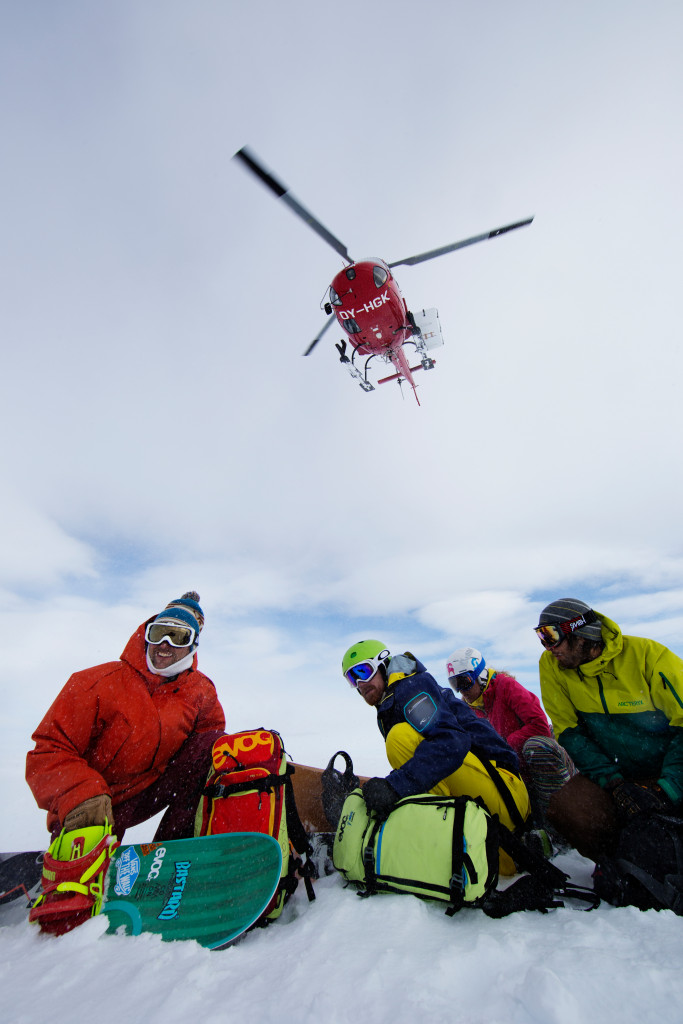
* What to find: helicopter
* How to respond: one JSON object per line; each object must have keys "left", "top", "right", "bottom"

{"left": 234, "top": 146, "right": 533, "bottom": 405}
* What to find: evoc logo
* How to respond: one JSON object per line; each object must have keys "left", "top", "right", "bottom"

{"left": 146, "top": 847, "right": 167, "bottom": 881}
{"left": 337, "top": 810, "right": 354, "bottom": 844}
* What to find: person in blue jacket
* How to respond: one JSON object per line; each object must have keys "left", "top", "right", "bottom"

{"left": 342, "top": 640, "right": 530, "bottom": 874}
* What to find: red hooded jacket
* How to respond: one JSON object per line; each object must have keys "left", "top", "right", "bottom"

{"left": 472, "top": 671, "right": 551, "bottom": 756}
{"left": 26, "top": 620, "right": 225, "bottom": 831}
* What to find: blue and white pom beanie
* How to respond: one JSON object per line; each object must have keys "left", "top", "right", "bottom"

{"left": 153, "top": 590, "right": 205, "bottom": 640}
{"left": 146, "top": 591, "right": 205, "bottom": 678}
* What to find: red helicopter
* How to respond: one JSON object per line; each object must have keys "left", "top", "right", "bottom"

{"left": 235, "top": 147, "right": 533, "bottom": 404}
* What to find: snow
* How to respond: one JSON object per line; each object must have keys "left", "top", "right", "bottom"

{"left": 2, "top": 846, "right": 682, "bottom": 1023}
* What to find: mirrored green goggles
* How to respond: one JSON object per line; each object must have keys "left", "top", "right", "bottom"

{"left": 145, "top": 621, "right": 196, "bottom": 647}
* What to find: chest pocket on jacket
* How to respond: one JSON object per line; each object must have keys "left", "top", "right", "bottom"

{"left": 404, "top": 692, "right": 437, "bottom": 733}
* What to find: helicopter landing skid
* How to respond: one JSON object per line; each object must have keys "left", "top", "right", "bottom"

{"left": 336, "top": 339, "right": 375, "bottom": 392}
{"left": 341, "top": 359, "right": 375, "bottom": 392}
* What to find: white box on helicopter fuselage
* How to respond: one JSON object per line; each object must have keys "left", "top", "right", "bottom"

{"left": 411, "top": 308, "right": 443, "bottom": 350}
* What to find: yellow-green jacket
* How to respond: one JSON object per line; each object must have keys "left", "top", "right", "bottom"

{"left": 540, "top": 612, "right": 683, "bottom": 804}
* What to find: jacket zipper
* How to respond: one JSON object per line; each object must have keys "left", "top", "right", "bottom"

{"left": 596, "top": 675, "right": 609, "bottom": 714}
{"left": 660, "top": 672, "right": 683, "bottom": 710}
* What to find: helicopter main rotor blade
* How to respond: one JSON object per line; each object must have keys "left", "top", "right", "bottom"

{"left": 234, "top": 147, "right": 353, "bottom": 264}
{"left": 303, "top": 313, "right": 336, "bottom": 357}
{"left": 388, "top": 216, "right": 534, "bottom": 268}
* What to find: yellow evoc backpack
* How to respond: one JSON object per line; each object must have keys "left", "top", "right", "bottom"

{"left": 333, "top": 788, "right": 599, "bottom": 917}
{"left": 333, "top": 790, "right": 498, "bottom": 911}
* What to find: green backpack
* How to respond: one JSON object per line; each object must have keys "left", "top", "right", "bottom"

{"left": 333, "top": 788, "right": 599, "bottom": 917}
{"left": 333, "top": 790, "right": 498, "bottom": 910}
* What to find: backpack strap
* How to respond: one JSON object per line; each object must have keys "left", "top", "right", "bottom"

{"left": 359, "top": 817, "right": 383, "bottom": 896}
{"left": 479, "top": 757, "right": 527, "bottom": 832}
{"left": 492, "top": 819, "right": 600, "bottom": 913}
{"left": 482, "top": 874, "right": 565, "bottom": 917}
{"left": 481, "top": 873, "right": 599, "bottom": 917}
{"left": 283, "top": 768, "right": 316, "bottom": 903}
{"left": 616, "top": 859, "right": 683, "bottom": 915}
{"left": 444, "top": 800, "right": 468, "bottom": 915}
{"left": 495, "top": 820, "right": 568, "bottom": 890}
{"left": 205, "top": 773, "right": 284, "bottom": 799}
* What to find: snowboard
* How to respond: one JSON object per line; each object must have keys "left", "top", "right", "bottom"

{"left": 0, "top": 755, "right": 362, "bottom": 932}
{"left": 1, "top": 832, "right": 282, "bottom": 948}
{"left": 0, "top": 850, "right": 44, "bottom": 926}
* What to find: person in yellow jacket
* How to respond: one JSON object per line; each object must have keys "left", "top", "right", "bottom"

{"left": 535, "top": 597, "right": 683, "bottom": 859}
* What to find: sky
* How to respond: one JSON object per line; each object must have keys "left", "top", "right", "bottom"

{"left": 2, "top": 1, "right": 683, "bottom": 849}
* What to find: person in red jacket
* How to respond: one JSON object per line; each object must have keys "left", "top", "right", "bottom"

{"left": 26, "top": 591, "right": 225, "bottom": 841}
{"left": 446, "top": 647, "right": 576, "bottom": 831}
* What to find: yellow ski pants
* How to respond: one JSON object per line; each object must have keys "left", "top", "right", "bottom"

{"left": 386, "top": 722, "right": 530, "bottom": 875}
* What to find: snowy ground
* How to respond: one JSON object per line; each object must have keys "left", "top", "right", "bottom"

{"left": 2, "top": 847, "right": 682, "bottom": 1024}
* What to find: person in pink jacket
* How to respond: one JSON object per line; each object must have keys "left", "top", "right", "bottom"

{"left": 446, "top": 647, "right": 576, "bottom": 833}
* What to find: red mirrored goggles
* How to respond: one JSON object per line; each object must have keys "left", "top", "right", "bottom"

{"left": 534, "top": 610, "right": 598, "bottom": 649}
{"left": 145, "top": 621, "right": 197, "bottom": 648}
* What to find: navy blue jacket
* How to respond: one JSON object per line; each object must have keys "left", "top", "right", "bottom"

{"left": 377, "top": 654, "right": 520, "bottom": 798}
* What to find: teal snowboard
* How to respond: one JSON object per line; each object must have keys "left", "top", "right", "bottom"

{"left": 0, "top": 833, "right": 282, "bottom": 948}
{"left": 102, "top": 832, "right": 282, "bottom": 948}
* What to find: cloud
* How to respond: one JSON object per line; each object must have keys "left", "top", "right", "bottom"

{"left": 0, "top": 489, "right": 96, "bottom": 590}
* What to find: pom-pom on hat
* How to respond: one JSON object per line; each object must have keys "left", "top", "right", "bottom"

{"left": 153, "top": 590, "right": 205, "bottom": 638}
{"left": 537, "top": 598, "right": 602, "bottom": 643}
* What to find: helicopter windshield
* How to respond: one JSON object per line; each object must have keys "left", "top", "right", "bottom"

{"left": 345, "top": 318, "right": 361, "bottom": 334}
{"left": 329, "top": 286, "right": 342, "bottom": 306}
{"left": 373, "top": 266, "right": 388, "bottom": 287}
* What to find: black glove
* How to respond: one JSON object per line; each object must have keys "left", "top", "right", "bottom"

{"left": 611, "top": 781, "right": 673, "bottom": 821}
{"left": 362, "top": 777, "right": 399, "bottom": 818}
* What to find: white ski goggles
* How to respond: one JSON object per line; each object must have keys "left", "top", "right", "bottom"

{"left": 344, "top": 650, "right": 389, "bottom": 687}
{"left": 145, "top": 621, "right": 197, "bottom": 648}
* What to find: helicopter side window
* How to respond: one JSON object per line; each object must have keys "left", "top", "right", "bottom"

{"left": 329, "top": 286, "right": 342, "bottom": 306}
{"left": 345, "top": 318, "right": 361, "bottom": 334}
{"left": 373, "top": 266, "right": 388, "bottom": 288}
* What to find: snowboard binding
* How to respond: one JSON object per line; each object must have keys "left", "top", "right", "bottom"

{"left": 29, "top": 821, "right": 119, "bottom": 936}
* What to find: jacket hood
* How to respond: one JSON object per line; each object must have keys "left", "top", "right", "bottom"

{"left": 386, "top": 653, "right": 424, "bottom": 687}
{"left": 120, "top": 619, "right": 198, "bottom": 682}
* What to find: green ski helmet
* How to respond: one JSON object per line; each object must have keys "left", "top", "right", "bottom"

{"left": 342, "top": 639, "right": 390, "bottom": 687}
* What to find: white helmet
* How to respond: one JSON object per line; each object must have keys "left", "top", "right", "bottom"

{"left": 446, "top": 647, "right": 488, "bottom": 690}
